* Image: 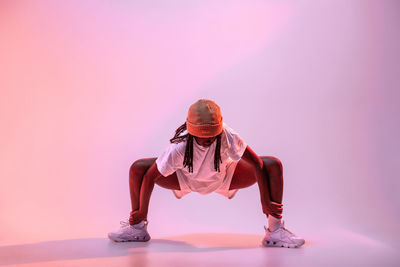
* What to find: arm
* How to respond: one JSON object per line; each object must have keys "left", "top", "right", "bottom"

{"left": 140, "top": 162, "right": 164, "bottom": 212}
{"left": 241, "top": 145, "right": 283, "bottom": 217}
{"left": 241, "top": 145, "right": 263, "bottom": 170}
{"left": 131, "top": 162, "right": 164, "bottom": 224}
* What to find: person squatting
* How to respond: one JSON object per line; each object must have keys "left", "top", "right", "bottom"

{"left": 108, "top": 99, "right": 305, "bottom": 248}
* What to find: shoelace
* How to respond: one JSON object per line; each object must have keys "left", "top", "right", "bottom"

{"left": 280, "top": 221, "right": 295, "bottom": 235}
{"left": 120, "top": 219, "right": 130, "bottom": 227}
{"left": 264, "top": 220, "right": 295, "bottom": 235}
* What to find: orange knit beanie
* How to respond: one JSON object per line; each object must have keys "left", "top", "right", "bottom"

{"left": 186, "top": 99, "right": 223, "bottom": 138}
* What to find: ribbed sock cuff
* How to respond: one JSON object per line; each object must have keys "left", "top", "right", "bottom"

{"left": 268, "top": 215, "right": 282, "bottom": 231}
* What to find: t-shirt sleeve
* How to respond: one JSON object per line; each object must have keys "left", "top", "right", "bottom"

{"left": 222, "top": 123, "right": 247, "bottom": 162}
{"left": 155, "top": 142, "right": 185, "bottom": 177}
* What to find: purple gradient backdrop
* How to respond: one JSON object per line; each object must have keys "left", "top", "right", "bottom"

{"left": 1, "top": 0, "right": 399, "bottom": 246}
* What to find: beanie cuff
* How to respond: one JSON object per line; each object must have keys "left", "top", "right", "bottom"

{"left": 186, "top": 119, "right": 223, "bottom": 138}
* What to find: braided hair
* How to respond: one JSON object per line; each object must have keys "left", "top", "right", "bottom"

{"left": 170, "top": 122, "right": 222, "bottom": 173}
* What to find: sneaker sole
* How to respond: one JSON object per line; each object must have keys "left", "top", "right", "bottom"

{"left": 108, "top": 233, "right": 151, "bottom": 242}
{"left": 261, "top": 238, "right": 305, "bottom": 248}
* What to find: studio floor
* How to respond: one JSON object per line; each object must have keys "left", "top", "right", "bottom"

{"left": 1, "top": 226, "right": 398, "bottom": 267}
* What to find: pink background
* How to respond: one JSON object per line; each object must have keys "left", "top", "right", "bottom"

{"left": 0, "top": 0, "right": 399, "bottom": 263}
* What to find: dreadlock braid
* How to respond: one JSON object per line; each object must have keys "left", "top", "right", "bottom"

{"left": 183, "top": 134, "right": 194, "bottom": 173}
{"left": 170, "top": 122, "right": 222, "bottom": 173}
{"left": 170, "top": 122, "right": 188, "bottom": 144}
{"left": 214, "top": 134, "right": 222, "bottom": 172}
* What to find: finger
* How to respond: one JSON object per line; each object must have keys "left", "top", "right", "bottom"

{"left": 270, "top": 207, "right": 283, "bottom": 213}
{"left": 271, "top": 209, "right": 283, "bottom": 215}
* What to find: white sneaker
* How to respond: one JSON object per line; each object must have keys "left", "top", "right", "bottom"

{"left": 261, "top": 220, "right": 305, "bottom": 248}
{"left": 108, "top": 219, "right": 151, "bottom": 242}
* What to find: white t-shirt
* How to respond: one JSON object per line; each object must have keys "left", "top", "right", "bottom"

{"left": 155, "top": 122, "right": 247, "bottom": 199}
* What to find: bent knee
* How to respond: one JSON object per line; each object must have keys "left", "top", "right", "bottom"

{"left": 262, "top": 156, "right": 283, "bottom": 172}
{"left": 129, "top": 158, "right": 156, "bottom": 175}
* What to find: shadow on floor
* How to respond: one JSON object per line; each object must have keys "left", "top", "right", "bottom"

{"left": 0, "top": 233, "right": 264, "bottom": 265}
